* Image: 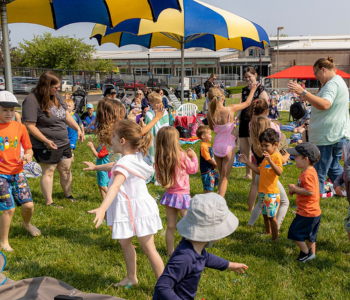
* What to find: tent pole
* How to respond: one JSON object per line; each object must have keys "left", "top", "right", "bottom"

{"left": 0, "top": 2, "right": 12, "bottom": 92}
{"left": 180, "top": 37, "right": 184, "bottom": 104}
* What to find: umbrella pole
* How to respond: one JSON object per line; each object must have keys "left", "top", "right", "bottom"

{"left": 0, "top": 2, "right": 12, "bottom": 93}
{"left": 180, "top": 37, "right": 184, "bottom": 104}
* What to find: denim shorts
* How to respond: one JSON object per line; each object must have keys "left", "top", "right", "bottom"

{"left": 0, "top": 173, "right": 33, "bottom": 211}
{"left": 259, "top": 193, "right": 280, "bottom": 218}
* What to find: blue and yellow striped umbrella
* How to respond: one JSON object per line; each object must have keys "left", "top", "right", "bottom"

{"left": 91, "top": 0, "right": 269, "bottom": 47}
{"left": 90, "top": 0, "right": 269, "bottom": 102}
{"left": 91, "top": 27, "right": 268, "bottom": 51}
{"left": 3, "top": 0, "right": 182, "bottom": 29}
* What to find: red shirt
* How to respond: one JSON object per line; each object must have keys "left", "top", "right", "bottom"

{"left": 0, "top": 120, "right": 32, "bottom": 175}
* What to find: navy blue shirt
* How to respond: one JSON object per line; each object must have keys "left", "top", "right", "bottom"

{"left": 162, "top": 96, "right": 169, "bottom": 111}
{"left": 153, "top": 238, "right": 229, "bottom": 300}
{"left": 141, "top": 97, "right": 149, "bottom": 111}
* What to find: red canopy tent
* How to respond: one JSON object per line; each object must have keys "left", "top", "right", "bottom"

{"left": 267, "top": 65, "right": 350, "bottom": 79}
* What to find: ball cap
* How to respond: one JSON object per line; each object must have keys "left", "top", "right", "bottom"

{"left": 0, "top": 91, "right": 20, "bottom": 108}
{"left": 86, "top": 103, "right": 94, "bottom": 109}
{"left": 287, "top": 142, "right": 320, "bottom": 162}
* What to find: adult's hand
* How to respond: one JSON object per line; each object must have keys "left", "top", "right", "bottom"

{"left": 287, "top": 82, "right": 304, "bottom": 96}
{"left": 77, "top": 129, "right": 84, "bottom": 143}
{"left": 44, "top": 139, "right": 58, "bottom": 150}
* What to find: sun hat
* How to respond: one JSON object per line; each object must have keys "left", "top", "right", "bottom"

{"left": 287, "top": 142, "right": 320, "bottom": 162}
{"left": 176, "top": 193, "right": 239, "bottom": 242}
{"left": 290, "top": 101, "right": 306, "bottom": 119}
{"left": 0, "top": 91, "right": 21, "bottom": 108}
{"left": 86, "top": 103, "right": 93, "bottom": 109}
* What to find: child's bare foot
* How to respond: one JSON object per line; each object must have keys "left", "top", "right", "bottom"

{"left": 22, "top": 222, "right": 41, "bottom": 237}
{"left": 242, "top": 175, "right": 252, "bottom": 180}
{"left": 0, "top": 243, "right": 13, "bottom": 252}
{"left": 114, "top": 277, "right": 138, "bottom": 287}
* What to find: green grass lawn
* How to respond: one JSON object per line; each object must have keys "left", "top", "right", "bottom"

{"left": 3, "top": 98, "right": 350, "bottom": 299}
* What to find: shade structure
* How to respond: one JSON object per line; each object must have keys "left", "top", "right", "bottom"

{"left": 90, "top": 0, "right": 269, "bottom": 102}
{"left": 2, "top": 0, "right": 182, "bottom": 29}
{"left": 91, "top": 27, "right": 268, "bottom": 51}
{"left": 267, "top": 66, "right": 350, "bottom": 79}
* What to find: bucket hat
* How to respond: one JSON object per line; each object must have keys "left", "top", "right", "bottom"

{"left": 177, "top": 193, "right": 239, "bottom": 242}
{"left": 290, "top": 101, "right": 306, "bottom": 119}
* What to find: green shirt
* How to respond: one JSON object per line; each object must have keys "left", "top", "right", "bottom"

{"left": 309, "top": 75, "right": 350, "bottom": 146}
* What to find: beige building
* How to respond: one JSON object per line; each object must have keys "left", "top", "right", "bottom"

{"left": 269, "top": 35, "right": 350, "bottom": 88}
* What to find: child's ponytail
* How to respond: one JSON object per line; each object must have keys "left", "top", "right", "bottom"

{"left": 249, "top": 98, "right": 268, "bottom": 120}
{"left": 139, "top": 131, "right": 153, "bottom": 156}
{"left": 114, "top": 120, "right": 153, "bottom": 156}
{"left": 208, "top": 87, "right": 224, "bottom": 121}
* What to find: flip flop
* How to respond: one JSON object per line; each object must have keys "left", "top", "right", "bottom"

{"left": 65, "top": 195, "right": 77, "bottom": 202}
{"left": 46, "top": 202, "right": 63, "bottom": 208}
{"left": 0, "top": 251, "right": 7, "bottom": 285}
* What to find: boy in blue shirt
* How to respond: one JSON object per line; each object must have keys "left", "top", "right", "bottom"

{"left": 65, "top": 98, "right": 85, "bottom": 150}
{"left": 84, "top": 103, "right": 96, "bottom": 133}
{"left": 196, "top": 125, "right": 219, "bottom": 193}
{"left": 153, "top": 193, "right": 247, "bottom": 300}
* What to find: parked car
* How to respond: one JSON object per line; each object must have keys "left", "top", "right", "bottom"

{"left": 0, "top": 78, "right": 4, "bottom": 90}
{"left": 13, "top": 79, "right": 38, "bottom": 94}
{"left": 105, "top": 78, "right": 125, "bottom": 90}
{"left": 61, "top": 79, "right": 74, "bottom": 91}
{"left": 146, "top": 78, "right": 168, "bottom": 89}
{"left": 12, "top": 76, "right": 33, "bottom": 82}
{"left": 124, "top": 80, "right": 144, "bottom": 90}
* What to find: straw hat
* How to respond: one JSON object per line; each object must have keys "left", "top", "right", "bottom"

{"left": 177, "top": 193, "right": 239, "bottom": 242}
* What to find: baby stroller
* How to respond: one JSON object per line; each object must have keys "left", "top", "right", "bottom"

{"left": 71, "top": 89, "right": 87, "bottom": 116}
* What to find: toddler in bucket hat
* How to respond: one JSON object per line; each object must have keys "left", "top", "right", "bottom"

{"left": 153, "top": 193, "right": 248, "bottom": 300}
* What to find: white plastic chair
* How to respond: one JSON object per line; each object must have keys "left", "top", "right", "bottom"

{"left": 278, "top": 100, "right": 292, "bottom": 111}
{"left": 176, "top": 103, "right": 198, "bottom": 117}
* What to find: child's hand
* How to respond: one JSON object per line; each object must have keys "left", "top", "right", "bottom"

{"left": 263, "top": 151, "right": 271, "bottom": 163}
{"left": 87, "top": 141, "right": 94, "bottom": 149}
{"left": 20, "top": 153, "right": 32, "bottom": 163}
{"left": 186, "top": 148, "right": 196, "bottom": 159}
{"left": 88, "top": 136, "right": 94, "bottom": 143}
{"left": 288, "top": 184, "right": 296, "bottom": 196}
{"left": 155, "top": 107, "right": 165, "bottom": 120}
{"left": 83, "top": 161, "right": 97, "bottom": 171}
{"left": 238, "top": 154, "right": 248, "bottom": 164}
{"left": 87, "top": 207, "right": 106, "bottom": 228}
{"left": 228, "top": 262, "right": 248, "bottom": 274}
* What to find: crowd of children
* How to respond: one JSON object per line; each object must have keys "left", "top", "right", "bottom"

{"left": 1, "top": 74, "right": 350, "bottom": 300}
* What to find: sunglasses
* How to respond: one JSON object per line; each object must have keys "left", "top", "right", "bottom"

{"left": 137, "top": 93, "right": 142, "bottom": 95}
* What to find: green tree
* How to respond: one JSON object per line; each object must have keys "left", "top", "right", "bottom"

{"left": 12, "top": 32, "right": 96, "bottom": 70}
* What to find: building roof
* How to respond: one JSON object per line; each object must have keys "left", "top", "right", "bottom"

{"left": 272, "top": 40, "right": 350, "bottom": 51}
{"left": 220, "top": 57, "right": 270, "bottom": 64}
{"left": 93, "top": 49, "right": 236, "bottom": 60}
{"left": 269, "top": 34, "right": 350, "bottom": 42}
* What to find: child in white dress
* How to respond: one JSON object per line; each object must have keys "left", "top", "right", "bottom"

{"left": 88, "top": 120, "right": 164, "bottom": 287}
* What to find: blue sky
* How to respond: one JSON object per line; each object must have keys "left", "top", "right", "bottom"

{"left": 8, "top": 0, "right": 350, "bottom": 51}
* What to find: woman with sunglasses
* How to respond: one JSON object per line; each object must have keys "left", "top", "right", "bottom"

{"left": 22, "top": 71, "right": 83, "bottom": 207}
{"left": 288, "top": 57, "right": 350, "bottom": 197}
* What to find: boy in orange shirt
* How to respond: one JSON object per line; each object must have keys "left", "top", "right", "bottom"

{"left": 0, "top": 91, "right": 41, "bottom": 252}
{"left": 239, "top": 128, "right": 283, "bottom": 241}
{"left": 287, "top": 143, "right": 321, "bottom": 262}
{"left": 196, "top": 125, "right": 219, "bottom": 193}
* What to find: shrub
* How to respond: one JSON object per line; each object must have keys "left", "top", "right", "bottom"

{"left": 226, "top": 86, "right": 245, "bottom": 95}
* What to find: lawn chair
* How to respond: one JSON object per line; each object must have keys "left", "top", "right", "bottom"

{"left": 176, "top": 103, "right": 198, "bottom": 117}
